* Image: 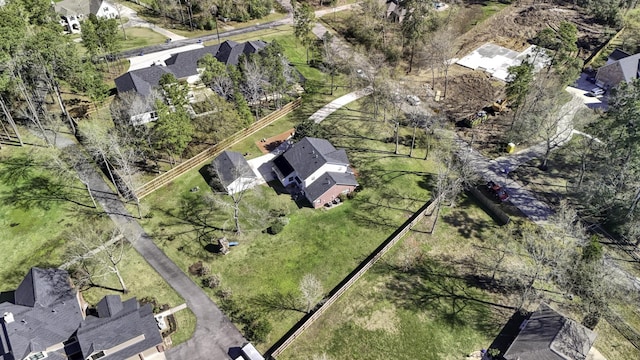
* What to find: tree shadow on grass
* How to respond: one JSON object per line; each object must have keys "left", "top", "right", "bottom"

{"left": 1, "top": 176, "right": 95, "bottom": 211}
{"left": 250, "top": 291, "right": 306, "bottom": 317}
{"left": 375, "top": 256, "right": 514, "bottom": 334}
{"left": 441, "top": 197, "right": 491, "bottom": 239}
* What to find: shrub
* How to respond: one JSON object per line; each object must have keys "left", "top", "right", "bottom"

{"left": 188, "top": 261, "right": 211, "bottom": 276}
{"left": 268, "top": 222, "right": 284, "bottom": 235}
{"left": 202, "top": 274, "right": 221, "bottom": 289}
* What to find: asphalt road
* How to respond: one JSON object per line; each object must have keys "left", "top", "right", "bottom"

{"left": 65, "top": 142, "right": 246, "bottom": 360}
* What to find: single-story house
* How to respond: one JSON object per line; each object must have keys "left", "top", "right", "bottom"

{"left": 54, "top": 0, "right": 119, "bottom": 34}
{"left": 0, "top": 267, "right": 165, "bottom": 360}
{"left": 211, "top": 150, "right": 259, "bottom": 195}
{"left": 502, "top": 303, "right": 596, "bottom": 360}
{"left": 595, "top": 48, "right": 640, "bottom": 89}
{"left": 272, "top": 137, "right": 358, "bottom": 208}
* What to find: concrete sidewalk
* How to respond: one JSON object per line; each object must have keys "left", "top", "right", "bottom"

{"left": 309, "top": 87, "right": 373, "bottom": 123}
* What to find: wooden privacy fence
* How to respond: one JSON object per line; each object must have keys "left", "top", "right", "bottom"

{"left": 266, "top": 198, "right": 440, "bottom": 359}
{"left": 135, "top": 98, "right": 302, "bottom": 199}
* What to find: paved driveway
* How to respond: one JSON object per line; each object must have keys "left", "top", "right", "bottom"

{"left": 566, "top": 73, "right": 608, "bottom": 110}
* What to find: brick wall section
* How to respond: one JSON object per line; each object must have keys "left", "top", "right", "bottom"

{"left": 310, "top": 184, "right": 356, "bottom": 208}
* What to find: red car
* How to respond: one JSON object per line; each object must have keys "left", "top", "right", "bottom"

{"left": 487, "top": 181, "right": 509, "bottom": 202}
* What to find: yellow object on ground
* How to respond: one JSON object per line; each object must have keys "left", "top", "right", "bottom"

{"left": 506, "top": 142, "right": 516, "bottom": 153}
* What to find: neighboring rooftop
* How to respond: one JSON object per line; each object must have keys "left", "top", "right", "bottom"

{"left": 115, "top": 40, "right": 267, "bottom": 96}
{"left": 77, "top": 296, "right": 163, "bottom": 360}
{"left": 0, "top": 268, "right": 164, "bottom": 360}
{"left": 608, "top": 48, "right": 630, "bottom": 62}
{"left": 0, "top": 268, "right": 83, "bottom": 360}
{"left": 503, "top": 303, "right": 596, "bottom": 360}
{"left": 54, "top": 0, "right": 105, "bottom": 16}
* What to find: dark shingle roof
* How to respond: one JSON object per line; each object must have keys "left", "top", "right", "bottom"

{"left": 77, "top": 297, "right": 163, "bottom": 359}
{"left": 304, "top": 172, "right": 358, "bottom": 203}
{"left": 114, "top": 66, "right": 173, "bottom": 97}
{"left": 211, "top": 150, "right": 256, "bottom": 188}
{"left": 15, "top": 268, "right": 76, "bottom": 308}
{"left": 280, "top": 137, "right": 351, "bottom": 180}
{"left": 609, "top": 48, "right": 630, "bottom": 61}
{"left": 0, "top": 268, "right": 83, "bottom": 360}
{"left": 115, "top": 40, "right": 267, "bottom": 96}
{"left": 503, "top": 303, "right": 596, "bottom": 360}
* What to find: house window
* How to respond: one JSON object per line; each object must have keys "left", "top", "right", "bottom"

{"left": 288, "top": 177, "right": 294, "bottom": 182}
{"left": 295, "top": 176, "right": 301, "bottom": 184}
{"left": 89, "top": 351, "right": 106, "bottom": 360}
{"left": 25, "top": 352, "right": 47, "bottom": 360}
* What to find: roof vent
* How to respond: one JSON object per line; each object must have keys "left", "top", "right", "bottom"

{"left": 2, "top": 312, "right": 14, "bottom": 324}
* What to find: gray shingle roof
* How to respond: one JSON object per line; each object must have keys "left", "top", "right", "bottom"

{"left": 615, "top": 53, "right": 640, "bottom": 83}
{"left": 55, "top": 0, "right": 104, "bottom": 16}
{"left": 503, "top": 303, "right": 596, "bottom": 360}
{"left": 211, "top": 150, "right": 256, "bottom": 188}
{"left": 115, "top": 40, "right": 267, "bottom": 96}
{"left": 0, "top": 268, "right": 83, "bottom": 360}
{"left": 279, "top": 137, "right": 351, "bottom": 180}
{"left": 77, "top": 297, "right": 163, "bottom": 359}
{"left": 304, "top": 171, "right": 358, "bottom": 203}
{"left": 0, "top": 269, "right": 163, "bottom": 360}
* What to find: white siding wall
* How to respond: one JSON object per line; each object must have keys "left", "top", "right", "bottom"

{"left": 303, "top": 163, "right": 346, "bottom": 188}
{"left": 227, "top": 177, "right": 258, "bottom": 194}
{"left": 95, "top": 2, "right": 118, "bottom": 19}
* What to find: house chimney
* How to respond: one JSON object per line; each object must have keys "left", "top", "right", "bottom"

{"left": 3, "top": 312, "right": 14, "bottom": 324}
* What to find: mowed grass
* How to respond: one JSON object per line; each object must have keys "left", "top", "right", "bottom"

{"left": 280, "top": 197, "right": 509, "bottom": 359}
{"left": 138, "top": 95, "right": 436, "bottom": 349}
{"left": 0, "top": 143, "right": 95, "bottom": 289}
{"left": 119, "top": 27, "right": 168, "bottom": 51}
{"left": 0, "top": 135, "right": 195, "bottom": 346}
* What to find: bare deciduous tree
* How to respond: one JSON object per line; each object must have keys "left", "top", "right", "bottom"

{"left": 66, "top": 225, "right": 129, "bottom": 293}
{"left": 299, "top": 274, "right": 324, "bottom": 313}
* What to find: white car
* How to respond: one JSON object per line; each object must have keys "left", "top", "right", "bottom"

{"left": 587, "top": 87, "right": 604, "bottom": 97}
{"left": 407, "top": 95, "right": 421, "bottom": 106}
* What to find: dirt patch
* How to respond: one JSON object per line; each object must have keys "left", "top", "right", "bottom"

{"left": 354, "top": 306, "right": 400, "bottom": 334}
{"left": 455, "top": 2, "right": 607, "bottom": 59}
{"left": 255, "top": 128, "right": 295, "bottom": 154}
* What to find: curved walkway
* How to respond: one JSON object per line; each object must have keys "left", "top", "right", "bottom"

{"left": 308, "top": 87, "right": 372, "bottom": 123}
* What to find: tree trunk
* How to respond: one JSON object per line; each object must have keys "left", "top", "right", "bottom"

{"left": 394, "top": 122, "right": 399, "bottom": 154}
{"left": 83, "top": 180, "right": 98, "bottom": 208}
{"left": 113, "top": 265, "right": 128, "bottom": 293}
{"left": 409, "top": 125, "right": 416, "bottom": 157}
{"left": 233, "top": 203, "right": 241, "bottom": 233}
{"left": 53, "top": 81, "right": 76, "bottom": 134}
{"left": 0, "top": 96, "right": 22, "bottom": 145}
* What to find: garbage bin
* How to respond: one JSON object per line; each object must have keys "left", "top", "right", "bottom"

{"left": 506, "top": 142, "right": 516, "bottom": 154}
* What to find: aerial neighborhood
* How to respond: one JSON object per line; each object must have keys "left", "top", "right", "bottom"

{"left": 2, "top": 0, "right": 640, "bottom": 359}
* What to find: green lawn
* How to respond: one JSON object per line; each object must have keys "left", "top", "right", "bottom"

{"left": 279, "top": 201, "right": 508, "bottom": 359}
{"left": 0, "top": 133, "right": 195, "bottom": 347}
{"left": 0, "top": 142, "right": 96, "bottom": 289}
{"left": 137, "top": 95, "right": 437, "bottom": 349}
{"left": 119, "top": 27, "right": 168, "bottom": 51}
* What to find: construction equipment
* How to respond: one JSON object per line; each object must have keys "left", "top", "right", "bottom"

{"left": 491, "top": 99, "right": 508, "bottom": 114}
{"left": 465, "top": 110, "right": 488, "bottom": 128}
